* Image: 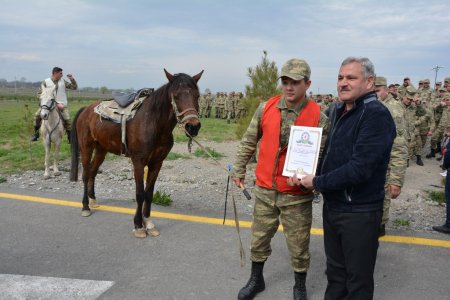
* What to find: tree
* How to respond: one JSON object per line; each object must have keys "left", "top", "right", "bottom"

{"left": 235, "top": 50, "right": 281, "bottom": 138}
{"left": 100, "top": 86, "right": 108, "bottom": 94}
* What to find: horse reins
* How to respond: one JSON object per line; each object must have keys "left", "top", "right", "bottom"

{"left": 41, "top": 99, "right": 62, "bottom": 141}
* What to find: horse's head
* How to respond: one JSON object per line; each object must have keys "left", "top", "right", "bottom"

{"left": 39, "top": 88, "right": 57, "bottom": 120}
{"left": 165, "top": 69, "right": 203, "bottom": 137}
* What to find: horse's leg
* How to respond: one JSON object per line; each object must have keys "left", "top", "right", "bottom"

{"left": 142, "top": 161, "right": 163, "bottom": 237}
{"left": 80, "top": 143, "right": 95, "bottom": 217}
{"left": 53, "top": 141, "right": 61, "bottom": 176}
{"left": 87, "top": 147, "right": 107, "bottom": 209}
{"left": 132, "top": 158, "right": 147, "bottom": 238}
{"left": 43, "top": 139, "right": 51, "bottom": 180}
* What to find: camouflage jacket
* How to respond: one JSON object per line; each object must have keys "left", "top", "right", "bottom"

{"left": 414, "top": 105, "right": 432, "bottom": 135}
{"left": 401, "top": 102, "right": 416, "bottom": 140}
{"left": 437, "top": 106, "right": 450, "bottom": 133}
{"left": 233, "top": 96, "right": 329, "bottom": 203}
{"left": 380, "top": 94, "right": 408, "bottom": 187}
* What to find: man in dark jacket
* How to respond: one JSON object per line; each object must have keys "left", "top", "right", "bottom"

{"left": 297, "top": 57, "right": 396, "bottom": 299}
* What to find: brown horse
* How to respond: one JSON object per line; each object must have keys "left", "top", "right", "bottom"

{"left": 70, "top": 69, "right": 203, "bottom": 237}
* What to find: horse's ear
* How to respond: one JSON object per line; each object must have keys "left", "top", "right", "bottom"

{"left": 192, "top": 70, "right": 204, "bottom": 83}
{"left": 164, "top": 69, "right": 174, "bottom": 83}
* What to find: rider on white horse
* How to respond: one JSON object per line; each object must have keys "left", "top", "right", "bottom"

{"left": 31, "top": 66, "right": 78, "bottom": 143}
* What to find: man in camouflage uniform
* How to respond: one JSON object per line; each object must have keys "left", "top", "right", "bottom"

{"left": 204, "top": 90, "right": 213, "bottom": 118}
{"left": 427, "top": 87, "right": 448, "bottom": 158}
{"left": 225, "top": 91, "right": 235, "bottom": 123}
{"left": 397, "top": 77, "right": 414, "bottom": 99}
{"left": 31, "top": 67, "right": 78, "bottom": 143}
{"left": 374, "top": 77, "right": 408, "bottom": 236}
{"left": 214, "top": 92, "right": 221, "bottom": 118}
{"left": 232, "top": 58, "right": 328, "bottom": 300}
{"left": 413, "top": 94, "right": 432, "bottom": 166}
{"left": 235, "top": 92, "right": 246, "bottom": 119}
{"left": 401, "top": 86, "right": 417, "bottom": 166}
{"left": 198, "top": 91, "right": 207, "bottom": 118}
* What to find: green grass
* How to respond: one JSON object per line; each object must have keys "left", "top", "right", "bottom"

{"left": 0, "top": 176, "right": 6, "bottom": 183}
{"left": 0, "top": 99, "right": 237, "bottom": 174}
{"left": 166, "top": 152, "right": 191, "bottom": 160}
{"left": 427, "top": 190, "right": 446, "bottom": 205}
{"left": 152, "top": 190, "right": 172, "bottom": 206}
{"left": 193, "top": 147, "right": 224, "bottom": 159}
{"left": 393, "top": 219, "right": 410, "bottom": 227}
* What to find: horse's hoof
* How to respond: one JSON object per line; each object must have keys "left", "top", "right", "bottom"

{"left": 54, "top": 171, "right": 61, "bottom": 176}
{"left": 81, "top": 210, "right": 92, "bottom": 217}
{"left": 44, "top": 174, "right": 50, "bottom": 180}
{"left": 143, "top": 217, "right": 160, "bottom": 237}
{"left": 89, "top": 198, "right": 100, "bottom": 208}
{"left": 147, "top": 228, "right": 160, "bottom": 237}
{"left": 133, "top": 228, "right": 147, "bottom": 238}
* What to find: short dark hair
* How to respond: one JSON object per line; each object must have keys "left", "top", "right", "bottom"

{"left": 52, "top": 67, "right": 63, "bottom": 74}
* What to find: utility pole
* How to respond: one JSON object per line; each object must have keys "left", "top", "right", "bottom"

{"left": 432, "top": 66, "right": 444, "bottom": 91}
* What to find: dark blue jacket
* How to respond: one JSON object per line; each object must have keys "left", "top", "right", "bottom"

{"left": 313, "top": 92, "right": 396, "bottom": 212}
{"left": 443, "top": 141, "right": 450, "bottom": 170}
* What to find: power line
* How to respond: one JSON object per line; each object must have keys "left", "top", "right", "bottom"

{"left": 431, "top": 65, "right": 444, "bottom": 90}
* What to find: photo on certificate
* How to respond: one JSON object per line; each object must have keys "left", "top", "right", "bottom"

{"left": 282, "top": 126, "right": 323, "bottom": 178}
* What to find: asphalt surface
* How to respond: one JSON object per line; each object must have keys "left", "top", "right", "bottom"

{"left": 0, "top": 186, "right": 449, "bottom": 300}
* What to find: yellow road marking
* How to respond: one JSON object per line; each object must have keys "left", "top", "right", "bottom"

{"left": 1, "top": 192, "right": 450, "bottom": 249}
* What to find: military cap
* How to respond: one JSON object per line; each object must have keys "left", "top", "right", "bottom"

{"left": 443, "top": 93, "right": 450, "bottom": 100}
{"left": 444, "top": 77, "right": 450, "bottom": 83}
{"left": 405, "top": 86, "right": 417, "bottom": 98}
{"left": 423, "top": 79, "right": 430, "bottom": 84}
{"left": 419, "top": 80, "right": 424, "bottom": 84}
{"left": 439, "top": 87, "right": 447, "bottom": 93}
{"left": 375, "top": 76, "right": 387, "bottom": 86}
{"left": 279, "top": 58, "right": 311, "bottom": 81}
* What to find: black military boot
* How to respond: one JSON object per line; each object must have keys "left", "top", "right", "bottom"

{"left": 426, "top": 148, "right": 435, "bottom": 158}
{"left": 238, "top": 261, "right": 265, "bottom": 300}
{"left": 30, "top": 126, "right": 40, "bottom": 142}
{"left": 66, "top": 130, "right": 71, "bottom": 144}
{"left": 416, "top": 155, "right": 424, "bottom": 166}
{"left": 293, "top": 272, "right": 308, "bottom": 300}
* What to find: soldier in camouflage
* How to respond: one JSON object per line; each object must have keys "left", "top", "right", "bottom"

{"left": 401, "top": 86, "right": 418, "bottom": 165}
{"left": 375, "top": 77, "right": 408, "bottom": 236}
{"left": 397, "top": 77, "right": 414, "bottom": 99}
{"left": 31, "top": 67, "right": 78, "bottom": 143}
{"left": 427, "top": 87, "right": 448, "bottom": 158}
{"left": 205, "top": 90, "right": 213, "bottom": 118}
{"left": 232, "top": 58, "right": 328, "bottom": 300}
{"left": 198, "top": 92, "right": 207, "bottom": 118}
{"left": 413, "top": 95, "right": 432, "bottom": 166}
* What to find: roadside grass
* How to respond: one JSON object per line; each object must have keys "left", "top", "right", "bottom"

{"left": 0, "top": 99, "right": 236, "bottom": 174}
{"left": 152, "top": 190, "right": 172, "bottom": 206}
{"left": 427, "top": 190, "right": 446, "bottom": 205}
{"left": 193, "top": 147, "right": 225, "bottom": 159}
{"left": 393, "top": 219, "right": 410, "bottom": 227}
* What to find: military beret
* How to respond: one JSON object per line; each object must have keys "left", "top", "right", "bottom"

{"left": 279, "top": 58, "right": 311, "bottom": 81}
{"left": 375, "top": 76, "right": 387, "bottom": 86}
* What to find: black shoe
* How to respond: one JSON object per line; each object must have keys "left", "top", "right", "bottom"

{"left": 416, "top": 155, "right": 424, "bottom": 166}
{"left": 432, "top": 225, "right": 450, "bottom": 234}
{"left": 426, "top": 149, "right": 435, "bottom": 158}
{"left": 30, "top": 129, "right": 40, "bottom": 142}
{"left": 407, "top": 159, "right": 409, "bottom": 168}
{"left": 379, "top": 224, "right": 386, "bottom": 237}
{"left": 238, "top": 261, "right": 265, "bottom": 300}
{"left": 293, "top": 272, "right": 308, "bottom": 300}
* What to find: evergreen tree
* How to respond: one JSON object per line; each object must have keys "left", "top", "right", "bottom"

{"left": 236, "top": 51, "right": 280, "bottom": 138}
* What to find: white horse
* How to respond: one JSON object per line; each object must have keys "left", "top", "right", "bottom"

{"left": 39, "top": 88, "right": 64, "bottom": 179}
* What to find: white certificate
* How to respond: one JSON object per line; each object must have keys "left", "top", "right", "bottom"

{"left": 282, "top": 126, "right": 322, "bottom": 178}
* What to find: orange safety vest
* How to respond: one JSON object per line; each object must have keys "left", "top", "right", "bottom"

{"left": 255, "top": 95, "right": 321, "bottom": 194}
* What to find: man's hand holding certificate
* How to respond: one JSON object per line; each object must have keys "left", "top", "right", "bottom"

{"left": 283, "top": 126, "right": 322, "bottom": 188}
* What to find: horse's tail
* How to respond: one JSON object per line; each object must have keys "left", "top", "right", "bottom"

{"left": 70, "top": 107, "right": 85, "bottom": 182}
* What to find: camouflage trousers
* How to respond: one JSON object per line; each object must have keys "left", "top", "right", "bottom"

{"left": 34, "top": 107, "right": 71, "bottom": 130}
{"left": 250, "top": 186, "right": 313, "bottom": 273}
{"left": 414, "top": 134, "right": 428, "bottom": 156}
{"left": 430, "top": 128, "right": 444, "bottom": 150}
{"left": 382, "top": 184, "right": 391, "bottom": 225}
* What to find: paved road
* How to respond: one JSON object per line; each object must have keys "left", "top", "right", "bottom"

{"left": 0, "top": 187, "right": 449, "bottom": 300}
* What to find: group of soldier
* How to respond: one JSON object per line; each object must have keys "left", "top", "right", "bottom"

{"left": 198, "top": 90, "right": 247, "bottom": 123}
{"left": 311, "top": 77, "right": 450, "bottom": 167}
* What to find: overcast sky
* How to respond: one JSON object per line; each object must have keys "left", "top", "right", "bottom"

{"left": 1, "top": 0, "right": 449, "bottom": 94}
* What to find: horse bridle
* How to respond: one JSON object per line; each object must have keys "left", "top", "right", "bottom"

{"left": 40, "top": 99, "right": 57, "bottom": 120}
{"left": 170, "top": 92, "right": 199, "bottom": 125}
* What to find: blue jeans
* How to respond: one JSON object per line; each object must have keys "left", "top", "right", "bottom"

{"left": 445, "top": 172, "right": 450, "bottom": 227}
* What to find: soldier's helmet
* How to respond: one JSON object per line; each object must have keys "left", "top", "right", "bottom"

{"left": 279, "top": 58, "right": 311, "bottom": 81}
